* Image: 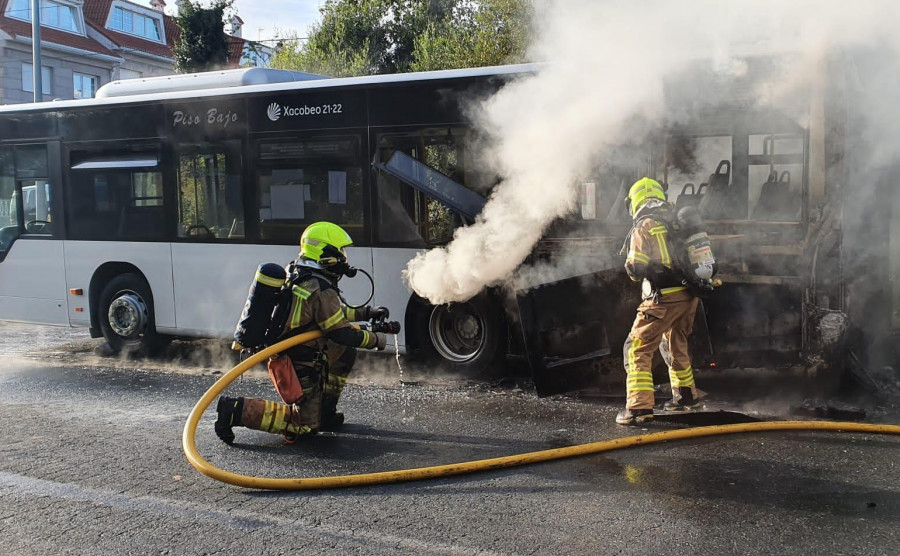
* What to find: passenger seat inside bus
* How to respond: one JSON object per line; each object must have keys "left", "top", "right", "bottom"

{"left": 697, "top": 160, "right": 735, "bottom": 220}
{"left": 675, "top": 182, "right": 706, "bottom": 212}
{"left": 752, "top": 170, "right": 800, "bottom": 221}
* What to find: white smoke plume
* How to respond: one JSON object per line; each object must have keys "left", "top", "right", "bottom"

{"left": 404, "top": 0, "right": 900, "bottom": 305}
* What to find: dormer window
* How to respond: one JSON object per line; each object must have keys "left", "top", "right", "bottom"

{"left": 7, "top": 0, "right": 84, "bottom": 34}
{"left": 109, "top": 5, "right": 163, "bottom": 42}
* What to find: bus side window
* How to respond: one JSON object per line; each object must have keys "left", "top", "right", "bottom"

{"left": 375, "top": 170, "right": 427, "bottom": 247}
{"left": 68, "top": 151, "right": 164, "bottom": 240}
{"left": 1, "top": 145, "right": 52, "bottom": 254}
{"left": 374, "top": 129, "right": 484, "bottom": 246}
{"left": 256, "top": 137, "right": 364, "bottom": 243}
{"left": 177, "top": 142, "right": 244, "bottom": 240}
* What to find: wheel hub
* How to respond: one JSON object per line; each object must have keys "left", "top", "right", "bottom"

{"left": 429, "top": 304, "right": 486, "bottom": 363}
{"left": 108, "top": 293, "right": 148, "bottom": 338}
{"left": 455, "top": 314, "right": 481, "bottom": 341}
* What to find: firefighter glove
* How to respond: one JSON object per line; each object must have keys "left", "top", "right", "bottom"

{"left": 368, "top": 306, "right": 390, "bottom": 321}
{"left": 374, "top": 332, "right": 387, "bottom": 351}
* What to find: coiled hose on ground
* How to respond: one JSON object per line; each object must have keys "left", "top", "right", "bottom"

{"left": 182, "top": 331, "right": 900, "bottom": 490}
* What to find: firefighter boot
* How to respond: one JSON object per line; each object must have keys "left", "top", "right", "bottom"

{"left": 215, "top": 396, "right": 244, "bottom": 445}
{"left": 664, "top": 387, "right": 701, "bottom": 412}
{"left": 320, "top": 389, "right": 345, "bottom": 431}
{"left": 320, "top": 408, "right": 345, "bottom": 431}
{"left": 616, "top": 408, "right": 654, "bottom": 426}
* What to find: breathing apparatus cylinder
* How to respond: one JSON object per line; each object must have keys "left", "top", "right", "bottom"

{"left": 233, "top": 263, "right": 287, "bottom": 350}
{"left": 676, "top": 206, "right": 717, "bottom": 283}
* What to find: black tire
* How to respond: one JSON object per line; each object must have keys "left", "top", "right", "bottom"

{"left": 408, "top": 293, "right": 505, "bottom": 374}
{"left": 97, "top": 273, "right": 162, "bottom": 356}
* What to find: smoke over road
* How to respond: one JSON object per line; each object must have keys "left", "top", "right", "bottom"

{"left": 403, "top": 0, "right": 900, "bottom": 306}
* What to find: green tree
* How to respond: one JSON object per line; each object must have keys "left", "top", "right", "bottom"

{"left": 272, "top": 0, "right": 528, "bottom": 77}
{"left": 173, "top": 0, "right": 232, "bottom": 73}
{"left": 412, "top": 0, "right": 532, "bottom": 72}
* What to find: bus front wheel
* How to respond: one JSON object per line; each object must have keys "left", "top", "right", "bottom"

{"left": 98, "top": 273, "right": 161, "bottom": 356}
{"left": 410, "top": 294, "right": 505, "bottom": 374}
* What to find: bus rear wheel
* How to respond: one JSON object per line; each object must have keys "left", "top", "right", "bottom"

{"left": 98, "top": 273, "right": 161, "bottom": 356}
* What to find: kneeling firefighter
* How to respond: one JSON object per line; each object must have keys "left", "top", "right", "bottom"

{"left": 617, "top": 177, "right": 717, "bottom": 426}
{"left": 215, "top": 221, "right": 400, "bottom": 444}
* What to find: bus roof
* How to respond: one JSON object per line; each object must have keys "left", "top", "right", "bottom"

{"left": 0, "top": 63, "right": 541, "bottom": 115}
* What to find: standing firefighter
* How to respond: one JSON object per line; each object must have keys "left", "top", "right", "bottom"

{"left": 215, "top": 221, "right": 400, "bottom": 444}
{"left": 617, "top": 177, "right": 714, "bottom": 425}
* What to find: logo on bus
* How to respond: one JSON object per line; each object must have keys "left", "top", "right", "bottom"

{"left": 267, "top": 103, "right": 282, "bottom": 121}
{"left": 264, "top": 101, "right": 344, "bottom": 122}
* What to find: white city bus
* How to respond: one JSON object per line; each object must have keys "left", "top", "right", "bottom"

{"left": 0, "top": 66, "right": 535, "bottom": 363}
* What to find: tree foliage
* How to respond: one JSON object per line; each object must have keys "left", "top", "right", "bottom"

{"left": 412, "top": 0, "right": 532, "bottom": 72}
{"left": 272, "top": 0, "right": 531, "bottom": 77}
{"left": 173, "top": 0, "right": 232, "bottom": 74}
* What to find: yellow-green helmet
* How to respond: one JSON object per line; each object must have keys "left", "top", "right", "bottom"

{"left": 299, "top": 221, "right": 353, "bottom": 266}
{"left": 627, "top": 177, "right": 668, "bottom": 216}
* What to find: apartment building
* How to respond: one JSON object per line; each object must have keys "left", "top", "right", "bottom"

{"left": 0, "top": 0, "right": 269, "bottom": 104}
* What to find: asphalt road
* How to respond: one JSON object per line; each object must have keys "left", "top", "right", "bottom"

{"left": 0, "top": 322, "right": 898, "bottom": 555}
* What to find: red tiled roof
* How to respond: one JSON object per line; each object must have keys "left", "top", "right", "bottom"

{"left": 227, "top": 35, "right": 245, "bottom": 66}
{"left": 82, "top": 0, "right": 177, "bottom": 60}
{"left": 0, "top": 0, "right": 117, "bottom": 57}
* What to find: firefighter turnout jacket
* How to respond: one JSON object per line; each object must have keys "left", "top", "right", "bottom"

{"left": 278, "top": 268, "right": 382, "bottom": 358}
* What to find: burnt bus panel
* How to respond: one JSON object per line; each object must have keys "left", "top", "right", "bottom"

{"left": 517, "top": 268, "right": 637, "bottom": 396}
{"left": 703, "top": 282, "right": 803, "bottom": 367}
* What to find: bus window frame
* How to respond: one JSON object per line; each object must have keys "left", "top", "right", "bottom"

{"left": 64, "top": 141, "right": 169, "bottom": 242}
{"left": 174, "top": 139, "right": 248, "bottom": 243}
{"left": 11, "top": 142, "right": 61, "bottom": 237}
{"left": 250, "top": 130, "right": 371, "bottom": 246}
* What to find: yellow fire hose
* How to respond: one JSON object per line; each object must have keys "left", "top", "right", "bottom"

{"left": 182, "top": 331, "right": 900, "bottom": 490}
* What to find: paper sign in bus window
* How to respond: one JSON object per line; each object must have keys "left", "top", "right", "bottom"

{"left": 271, "top": 184, "right": 305, "bottom": 219}
{"left": 328, "top": 171, "right": 347, "bottom": 204}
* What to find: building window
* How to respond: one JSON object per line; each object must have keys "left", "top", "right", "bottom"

{"left": 8, "top": 0, "right": 82, "bottom": 34}
{"left": 73, "top": 73, "right": 98, "bottom": 99}
{"left": 22, "top": 63, "right": 52, "bottom": 95}
{"left": 110, "top": 6, "right": 163, "bottom": 42}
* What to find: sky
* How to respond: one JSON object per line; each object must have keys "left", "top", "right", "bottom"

{"left": 135, "top": 0, "right": 324, "bottom": 43}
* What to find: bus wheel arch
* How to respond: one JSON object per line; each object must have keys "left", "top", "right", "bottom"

{"left": 405, "top": 292, "right": 506, "bottom": 374}
{"left": 90, "top": 265, "right": 162, "bottom": 356}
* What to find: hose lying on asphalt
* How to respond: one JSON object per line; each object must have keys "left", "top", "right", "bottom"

{"left": 182, "top": 331, "right": 900, "bottom": 491}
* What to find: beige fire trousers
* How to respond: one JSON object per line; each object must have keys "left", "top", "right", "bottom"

{"left": 623, "top": 291, "right": 700, "bottom": 410}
